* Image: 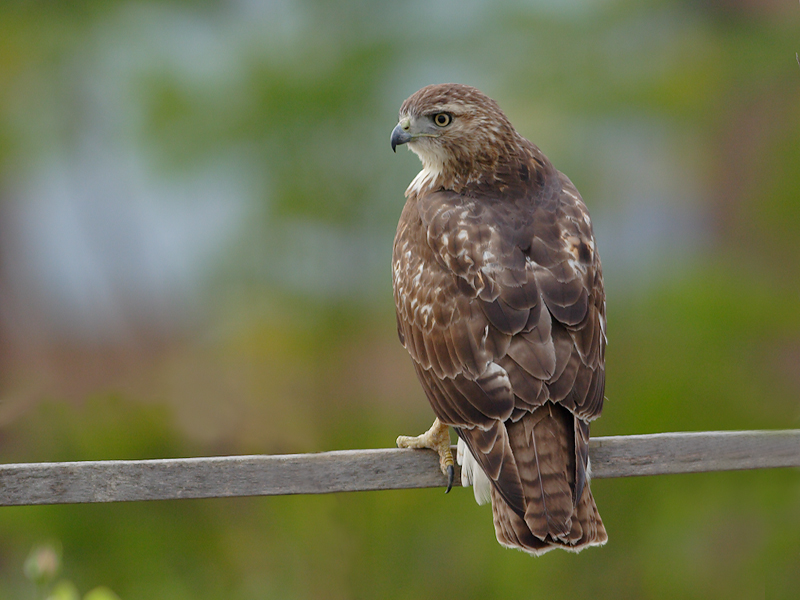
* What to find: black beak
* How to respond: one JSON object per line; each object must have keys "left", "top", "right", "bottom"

{"left": 391, "top": 123, "right": 412, "bottom": 152}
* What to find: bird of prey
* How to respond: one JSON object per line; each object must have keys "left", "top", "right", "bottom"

{"left": 391, "top": 83, "right": 607, "bottom": 555}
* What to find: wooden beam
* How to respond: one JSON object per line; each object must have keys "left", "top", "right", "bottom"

{"left": 1, "top": 430, "right": 798, "bottom": 507}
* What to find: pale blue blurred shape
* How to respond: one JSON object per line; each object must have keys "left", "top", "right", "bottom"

{"left": 584, "top": 118, "right": 710, "bottom": 297}
{"left": 3, "top": 147, "right": 251, "bottom": 342}
{"left": 0, "top": 0, "right": 709, "bottom": 343}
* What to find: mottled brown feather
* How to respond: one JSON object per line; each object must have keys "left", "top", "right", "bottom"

{"left": 392, "top": 83, "right": 606, "bottom": 555}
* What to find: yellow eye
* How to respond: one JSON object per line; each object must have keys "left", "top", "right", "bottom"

{"left": 433, "top": 113, "right": 452, "bottom": 127}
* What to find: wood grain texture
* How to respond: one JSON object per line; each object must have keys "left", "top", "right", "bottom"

{"left": 1, "top": 430, "right": 798, "bottom": 506}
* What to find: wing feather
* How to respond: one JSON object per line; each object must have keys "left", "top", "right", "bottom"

{"left": 480, "top": 297, "right": 530, "bottom": 335}
{"left": 458, "top": 424, "right": 527, "bottom": 516}
{"left": 498, "top": 354, "right": 546, "bottom": 409}
{"left": 393, "top": 150, "right": 606, "bottom": 552}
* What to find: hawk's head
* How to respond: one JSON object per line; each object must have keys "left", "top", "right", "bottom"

{"left": 391, "top": 83, "right": 520, "bottom": 192}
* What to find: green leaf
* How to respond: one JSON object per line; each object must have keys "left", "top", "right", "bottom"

{"left": 47, "top": 580, "right": 80, "bottom": 600}
{"left": 83, "top": 586, "right": 121, "bottom": 600}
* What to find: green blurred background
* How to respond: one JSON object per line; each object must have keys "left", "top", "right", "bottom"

{"left": 0, "top": 0, "right": 798, "bottom": 598}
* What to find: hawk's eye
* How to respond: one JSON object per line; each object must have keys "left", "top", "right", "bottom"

{"left": 433, "top": 113, "right": 452, "bottom": 127}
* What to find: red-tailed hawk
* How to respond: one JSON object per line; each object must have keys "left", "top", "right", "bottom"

{"left": 391, "top": 83, "right": 607, "bottom": 555}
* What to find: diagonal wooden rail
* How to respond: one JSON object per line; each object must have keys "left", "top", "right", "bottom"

{"left": 1, "top": 430, "right": 798, "bottom": 507}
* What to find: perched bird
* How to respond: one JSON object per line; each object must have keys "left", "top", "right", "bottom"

{"left": 391, "top": 83, "right": 607, "bottom": 555}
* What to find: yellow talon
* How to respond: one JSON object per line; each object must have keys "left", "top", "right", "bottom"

{"left": 396, "top": 418, "right": 455, "bottom": 492}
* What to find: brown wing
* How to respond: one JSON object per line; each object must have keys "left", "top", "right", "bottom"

{"left": 393, "top": 157, "right": 605, "bottom": 544}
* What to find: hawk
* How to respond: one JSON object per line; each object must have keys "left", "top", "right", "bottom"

{"left": 390, "top": 83, "right": 607, "bottom": 555}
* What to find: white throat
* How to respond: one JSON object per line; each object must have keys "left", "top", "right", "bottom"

{"left": 405, "top": 142, "right": 448, "bottom": 196}
{"left": 406, "top": 164, "right": 442, "bottom": 196}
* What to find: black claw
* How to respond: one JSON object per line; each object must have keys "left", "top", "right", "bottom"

{"left": 445, "top": 465, "right": 455, "bottom": 494}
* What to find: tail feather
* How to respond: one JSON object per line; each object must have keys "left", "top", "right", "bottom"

{"left": 467, "top": 402, "right": 607, "bottom": 555}
{"left": 511, "top": 403, "right": 576, "bottom": 539}
{"left": 491, "top": 477, "right": 607, "bottom": 555}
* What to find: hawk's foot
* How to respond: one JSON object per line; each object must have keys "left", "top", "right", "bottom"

{"left": 396, "top": 418, "right": 455, "bottom": 493}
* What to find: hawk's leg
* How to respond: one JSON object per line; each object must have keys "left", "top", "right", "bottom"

{"left": 396, "top": 418, "right": 455, "bottom": 493}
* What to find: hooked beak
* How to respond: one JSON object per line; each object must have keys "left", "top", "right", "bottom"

{"left": 390, "top": 118, "right": 413, "bottom": 152}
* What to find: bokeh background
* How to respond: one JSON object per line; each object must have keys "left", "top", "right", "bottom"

{"left": 1, "top": 0, "right": 799, "bottom": 598}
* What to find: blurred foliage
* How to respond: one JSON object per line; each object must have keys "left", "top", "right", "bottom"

{"left": 0, "top": 0, "right": 799, "bottom": 599}
{"left": 23, "top": 542, "right": 121, "bottom": 600}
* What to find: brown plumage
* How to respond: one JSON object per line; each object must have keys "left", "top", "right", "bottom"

{"left": 391, "top": 83, "right": 607, "bottom": 555}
